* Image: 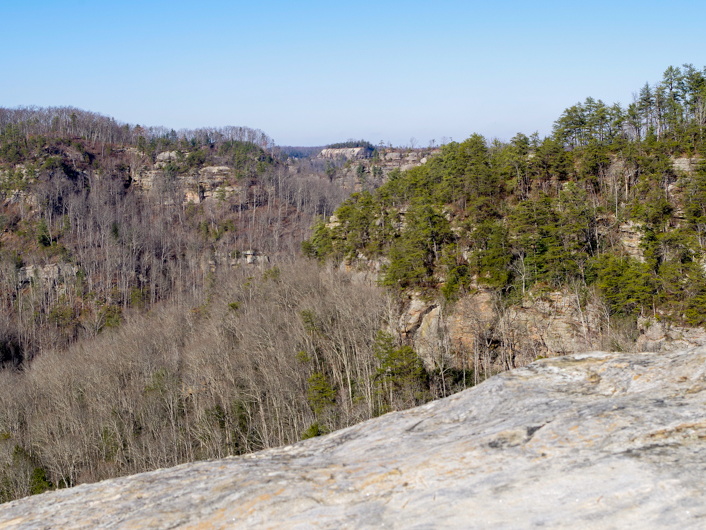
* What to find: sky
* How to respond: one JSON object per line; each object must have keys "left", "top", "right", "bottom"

{"left": 2, "top": 0, "right": 706, "bottom": 147}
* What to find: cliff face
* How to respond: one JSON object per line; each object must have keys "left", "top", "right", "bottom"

{"left": 131, "top": 156, "right": 265, "bottom": 206}
{"left": 318, "top": 147, "right": 373, "bottom": 160}
{"left": 404, "top": 288, "right": 606, "bottom": 373}
{"left": 402, "top": 286, "right": 706, "bottom": 375}
{"left": 2, "top": 347, "right": 706, "bottom": 528}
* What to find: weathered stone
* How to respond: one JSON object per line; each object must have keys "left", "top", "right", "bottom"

{"left": 398, "top": 294, "right": 436, "bottom": 338}
{"left": 637, "top": 318, "right": 706, "bottom": 352}
{"left": 446, "top": 289, "right": 496, "bottom": 352}
{"left": 155, "top": 151, "right": 179, "bottom": 163}
{"left": 324, "top": 214, "right": 340, "bottom": 230}
{"left": 337, "top": 255, "right": 388, "bottom": 285}
{"left": 672, "top": 157, "right": 701, "bottom": 174}
{"left": 510, "top": 290, "right": 602, "bottom": 355}
{"left": 198, "top": 166, "right": 232, "bottom": 177}
{"left": 17, "top": 263, "right": 78, "bottom": 289}
{"left": 207, "top": 250, "right": 270, "bottom": 270}
{"left": 187, "top": 166, "right": 240, "bottom": 203}
{"left": 3, "top": 348, "right": 706, "bottom": 528}
{"left": 413, "top": 305, "right": 443, "bottom": 369}
{"left": 619, "top": 221, "right": 644, "bottom": 261}
{"left": 444, "top": 288, "right": 602, "bottom": 360}
{"left": 318, "top": 147, "right": 373, "bottom": 160}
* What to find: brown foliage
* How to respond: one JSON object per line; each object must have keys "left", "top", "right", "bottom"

{"left": 0, "top": 260, "right": 398, "bottom": 499}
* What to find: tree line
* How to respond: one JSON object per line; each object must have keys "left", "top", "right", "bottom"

{"left": 0, "top": 109, "right": 447, "bottom": 501}
{"left": 306, "top": 65, "right": 706, "bottom": 327}
{"left": 0, "top": 106, "right": 273, "bottom": 156}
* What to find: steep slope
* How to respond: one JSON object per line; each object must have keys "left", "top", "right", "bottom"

{"left": 1, "top": 347, "right": 705, "bottom": 528}
{"left": 0, "top": 108, "right": 349, "bottom": 363}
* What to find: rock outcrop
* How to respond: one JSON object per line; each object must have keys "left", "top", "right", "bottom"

{"left": 2, "top": 347, "right": 706, "bottom": 528}
{"left": 637, "top": 319, "right": 706, "bottom": 352}
{"left": 319, "top": 147, "right": 373, "bottom": 161}
{"left": 16, "top": 263, "right": 78, "bottom": 289}
{"left": 131, "top": 161, "right": 251, "bottom": 205}
{"left": 672, "top": 156, "right": 701, "bottom": 174}
{"left": 401, "top": 287, "right": 605, "bottom": 372}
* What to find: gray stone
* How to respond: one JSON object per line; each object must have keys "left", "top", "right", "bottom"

{"left": 2, "top": 348, "right": 706, "bottom": 528}
{"left": 637, "top": 319, "right": 706, "bottom": 352}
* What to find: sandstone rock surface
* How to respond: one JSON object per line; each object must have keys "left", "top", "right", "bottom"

{"left": 16, "top": 263, "right": 78, "bottom": 289}
{"left": 319, "top": 147, "right": 373, "bottom": 161}
{"left": 672, "top": 156, "right": 701, "bottom": 173}
{"left": 2, "top": 348, "right": 706, "bottom": 528}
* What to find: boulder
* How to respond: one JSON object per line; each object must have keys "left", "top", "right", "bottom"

{"left": 2, "top": 348, "right": 706, "bottom": 528}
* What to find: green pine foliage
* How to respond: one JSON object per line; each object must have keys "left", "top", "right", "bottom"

{"left": 304, "top": 64, "right": 706, "bottom": 325}
{"left": 326, "top": 139, "right": 375, "bottom": 149}
{"left": 588, "top": 255, "right": 655, "bottom": 316}
{"left": 373, "top": 332, "right": 429, "bottom": 413}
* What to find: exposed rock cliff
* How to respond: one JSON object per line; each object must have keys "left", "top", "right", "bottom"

{"left": 2, "top": 347, "right": 706, "bottom": 528}
{"left": 16, "top": 263, "right": 77, "bottom": 289}
{"left": 396, "top": 286, "right": 607, "bottom": 375}
{"left": 318, "top": 147, "right": 373, "bottom": 160}
{"left": 130, "top": 161, "right": 254, "bottom": 205}
{"left": 672, "top": 156, "right": 701, "bottom": 174}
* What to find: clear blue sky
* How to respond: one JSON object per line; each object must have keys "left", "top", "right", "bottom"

{"left": 2, "top": 0, "right": 706, "bottom": 146}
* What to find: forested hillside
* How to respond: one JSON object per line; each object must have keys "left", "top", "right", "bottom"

{"left": 307, "top": 64, "right": 706, "bottom": 328}
{"left": 2, "top": 64, "right": 706, "bottom": 502}
{"left": 0, "top": 107, "right": 351, "bottom": 363}
{"left": 0, "top": 107, "right": 423, "bottom": 501}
